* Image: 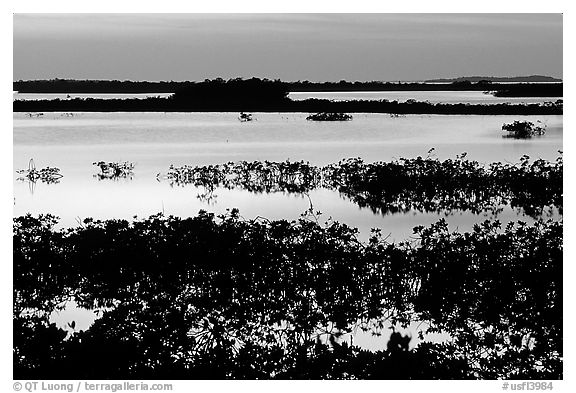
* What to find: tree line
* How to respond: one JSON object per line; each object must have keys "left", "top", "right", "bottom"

{"left": 14, "top": 77, "right": 563, "bottom": 96}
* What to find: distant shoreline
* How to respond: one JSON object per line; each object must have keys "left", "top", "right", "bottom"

{"left": 13, "top": 79, "right": 563, "bottom": 95}
{"left": 13, "top": 78, "right": 563, "bottom": 115}
{"left": 13, "top": 97, "right": 562, "bottom": 115}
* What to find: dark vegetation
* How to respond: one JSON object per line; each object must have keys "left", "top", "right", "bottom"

{"left": 93, "top": 161, "right": 135, "bottom": 181}
{"left": 290, "top": 80, "right": 561, "bottom": 96}
{"left": 13, "top": 97, "right": 563, "bottom": 115}
{"left": 238, "top": 112, "right": 254, "bottom": 122}
{"left": 13, "top": 78, "right": 563, "bottom": 114}
{"left": 424, "top": 75, "right": 562, "bottom": 83}
{"left": 306, "top": 112, "right": 353, "bottom": 121}
{"left": 14, "top": 155, "right": 562, "bottom": 379}
{"left": 502, "top": 121, "right": 547, "bottom": 139}
{"left": 163, "top": 160, "right": 322, "bottom": 197}
{"left": 14, "top": 77, "right": 562, "bottom": 94}
{"left": 169, "top": 78, "right": 290, "bottom": 110}
{"left": 163, "top": 154, "right": 563, "bottom": 218}
{"left": 324, "top": 154, "right": 562, "bottom": 218}
{"left": 13, "top": 211, "right": 562, "bottom": 379}
{"left": 16, "top": 159, "right": 63, "bottom": 184}
{"left": 492, "top": 84, "right": 562, "bottom": 98}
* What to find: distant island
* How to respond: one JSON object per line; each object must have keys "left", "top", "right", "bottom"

{"left": 424, "top": 75, "right": 562, "bottom": 83}
{"left": 13, "top": 78, "right": 562, "bottom": 115}
{"left": 13, "top": 77, "right": 563, "bottom": 95}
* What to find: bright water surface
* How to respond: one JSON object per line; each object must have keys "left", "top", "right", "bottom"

{"left": 14, "top": 91, "right": 560, "bottom": 105}
{"left": 13, "top": 92, "right": 173, "bottom": 100}
{"left": 288, "top": 91, "right": 560, "bottom": 105}
{"left": 14, "top": 112, "right": 562, "bottom": 241}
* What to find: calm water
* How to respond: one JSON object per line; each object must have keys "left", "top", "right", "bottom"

{"left": 14, "top": 112, "right": 562, "bottom": 241}
{"left": 14, "top": 91, "right": 560, "bottom": 105}
{"left": 15, "top": 111, "right": 562, "bottom": 348}
{"left": 48, "top": 300, "right": 449, "bottom": 351}
{"left": 288, "top": 90, "right": 560, "bottom": 105}
{"left": 13, "top": 92, "right": 173, "bottom": 100}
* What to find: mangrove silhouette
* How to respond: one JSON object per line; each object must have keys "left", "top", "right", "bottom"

{"left": 162, "top": 155, "right": 563, "bottom": 218}
{"left": 93, "top": 161, "right": 135, "bottom": 181}
{"left": 238, "top": 112, "right": 254, "bottom": 122}
{"left": 491, "top": 83, "right": 562, "bottom": 97}
{"left": 13, "top": 154, "right": 563, "bottom": 379}
{"left": 502, "top": 121, "right": 546, "bottom": 139}
{"left": 13, "top": 97, "right": 564, "bottom": 115}
{"left": 12, "top": 76, "right": 564, "bottom": 380}
{"left": 13, "top": 78, "right": 563, "bottom": 114}
{"left": 168, "top": 78, "right": 290, "bottom": 111}
{"left": 306, "top": 112, "right": 353, "bottom": 121}
{"left": 14, "top": 210, "right": 562, "bottom": 379}
{"left": 14, "top": 78, "right": 562, "bottom": 95}
{"left": 163, "top": 160, "right": 322, "bottom": 195}
{"left": 16, "top": 159, "right": 63, "bottom": 185}
{"left": 424, "top": 75, "right": 562, "bottom": 83}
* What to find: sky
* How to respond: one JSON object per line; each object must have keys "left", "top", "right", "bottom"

{"left": 13, "top": 13, "right": 563, "bottom": 82}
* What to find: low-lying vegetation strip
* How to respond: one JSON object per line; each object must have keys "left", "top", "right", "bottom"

{"left": 306, "top": 112, "right": 353, "bottom": 121}
{"left": 325, "top": 154, "right": 562, "bottom": 217}
{"left": 13, "top": 211, "right": 562, "bottom": 379}
{"left": 13, "top": 78, "right": 563, "bottom": 114}
{"left": 13, "top": 78, "right": 563, "bottom": 95}
{"left": 163, "top": 154, "right": 563, "bottom": 217}
{"left": 163, "top": 160, "right": 322, "bottom": 194}
{"left": 13, "top": 98, "right": 563, "bottom": 115}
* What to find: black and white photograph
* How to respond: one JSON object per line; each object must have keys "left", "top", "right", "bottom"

{"left": 10, "top": 5, "right": 567, "bottom": 384}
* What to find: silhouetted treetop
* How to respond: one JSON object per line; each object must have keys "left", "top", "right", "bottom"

{"left": 170, "top": 78, "right": 290, "bottom": 108}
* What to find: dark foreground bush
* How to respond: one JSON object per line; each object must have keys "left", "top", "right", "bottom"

{"left": 14, "top": 210, "right": 562, "bottom": 379}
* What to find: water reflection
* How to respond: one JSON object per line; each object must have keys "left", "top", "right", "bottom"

{"left": 16, "top": 158, "right": 63, "bottom": 184}
{"left": 93, "top": 161, "right": 136, "bottom": 181}
{"left": 13, "top": 112, "right": 562, "bottom": 236}
{"left": 13, "top": 111, "right": 563, "bottom": 379}
{"left": 13, "top": 179, "right": 556, "bottom": 243}
{"left": 47, "top": 299, "right": 451, "bottom": 353}
{"left": 14, "top": 212, "right": 562, "bottom": 379}
{"left": 160, "top": 155, "right": 562, "bottom": 221}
